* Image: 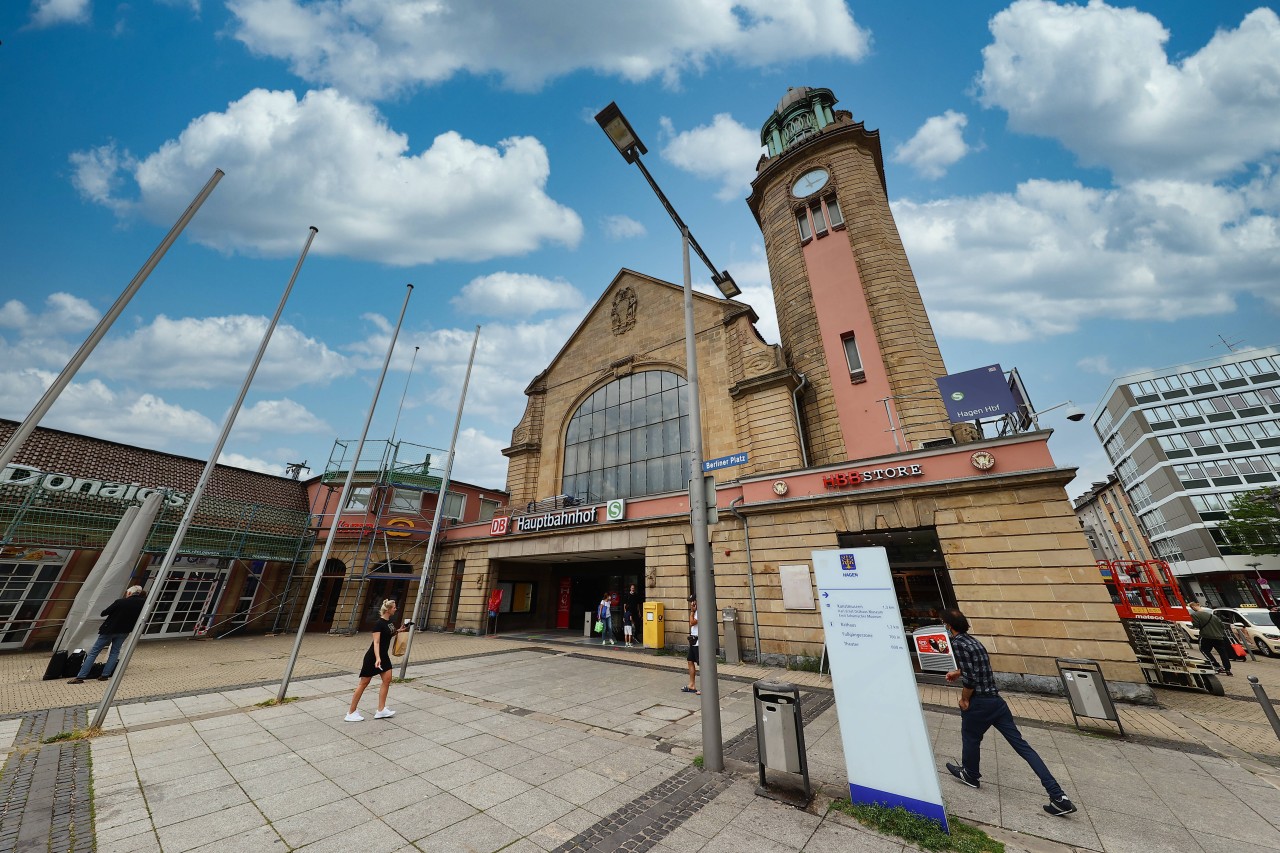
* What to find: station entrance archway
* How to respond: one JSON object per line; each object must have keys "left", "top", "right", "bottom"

{"left": 491, "top": 547, "right": 645, "bottom": 636}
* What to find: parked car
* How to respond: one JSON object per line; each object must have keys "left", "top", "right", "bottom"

{"left": 1213, "top": 608, "right": 1280, "bottom": 657}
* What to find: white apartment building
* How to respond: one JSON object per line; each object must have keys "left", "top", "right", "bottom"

{"left": 1092, "top": 347, "right": 1280, "bottom": 608}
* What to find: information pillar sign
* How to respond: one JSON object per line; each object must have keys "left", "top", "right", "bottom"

{"left": 556, "top": 577, "right": 572, "bottom": 629}
{"left": 812, "top": 547, "right": 948, "bottom": 829}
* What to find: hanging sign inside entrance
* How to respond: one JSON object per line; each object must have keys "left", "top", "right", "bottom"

{"left": 813, "top": 547, "right": 948, "bottom": 830}
{"left": 557, "top": 577, "right": 572, "bottom": 629}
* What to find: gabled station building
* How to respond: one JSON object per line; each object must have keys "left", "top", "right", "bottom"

{"left": 428, "top": 87, "right": 1148, "bottom": 699}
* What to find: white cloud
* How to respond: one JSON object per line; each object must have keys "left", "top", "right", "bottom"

{"left": 92, "top": 314, "right": 352, "bottom": 390}
{"left": 29, "top": 0, "right": 90, "bottom": 28}
{"left": 451, "top": 272, "right": 585, "bottom": 317}
{"left": 978, "top": 1, "right": 1280, "bottom": 180}
{"left": 71, "top": 88, "right": 582, "bottom": 265}
{"left": 1076, "top": 355, "right": 1113, "bottom": 375}
{"left": 233, "top": 398, "right": 331, "bottom": 437}
{"left": 894, "top": 176, "right": 1280, "bottom": 342}
{"left": 660, "top": 114, "right": 763, "bottom": 201}
{"left": 0, "top": 369, "right": 218, "bottom": 448}
{"left": 228, "top": 0, "right": 870, "bottom": 99}
{"left": 449, "top": 428, "right": 509, "bottom": 489}
{"left": 0, "top": 300, "right": 33, "bottom": 328}
{"left": 217, "top": 452, "right": 288, "bottom": 476}
{"left": 892, "top": 111, "right": 972, "bottom": 179}
{"left": 602, "top": 215, "right": 647, "bottom": 240}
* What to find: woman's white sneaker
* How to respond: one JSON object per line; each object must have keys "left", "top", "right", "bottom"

{"left": 344, "top": 711, "right": 364, "bottom": 722}
{"left": 374, "top": 708, "right": 395, "bottom": 719}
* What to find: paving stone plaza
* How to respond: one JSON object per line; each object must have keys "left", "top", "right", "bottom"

{"left": 2, "top": 633, "right": 1279, "bottom": 852}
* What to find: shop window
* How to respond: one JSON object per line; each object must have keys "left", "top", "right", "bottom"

{"left": 496, "top": 581, "right": 536, "bottom": 614}
{"left": 562, "top": 370, "right": 691, "bottom": 502}
{"left": 841, "top": 333, "right": 864, "bottom": 381}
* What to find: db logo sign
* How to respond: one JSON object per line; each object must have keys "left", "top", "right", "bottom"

{"left": 489, "top": 517, "right": 509, "bottom": 536}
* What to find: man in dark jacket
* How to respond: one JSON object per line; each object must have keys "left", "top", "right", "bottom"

{"left": 69, "top": 585, "right": 146, "bottom": 684}
{"left": 1188, "top": 601, "right": 1233, "bottom": 676}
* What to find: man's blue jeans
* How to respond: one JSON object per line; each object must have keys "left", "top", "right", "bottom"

{"left": 78, "top": 633, "right": 128, "bottom": 679}
{"left": 961, "top": 694, "right": 1065, "bottom": 799}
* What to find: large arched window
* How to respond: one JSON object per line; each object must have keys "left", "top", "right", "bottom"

{"left": 563, "top": 370, "right": 691, "bottom": 502}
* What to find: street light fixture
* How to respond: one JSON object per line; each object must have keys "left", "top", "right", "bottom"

{"left": 595, "top": 102, "right": 741, "bottom": 300}
{"left": 595, "top": 101, "right": 727, "bottom": 771}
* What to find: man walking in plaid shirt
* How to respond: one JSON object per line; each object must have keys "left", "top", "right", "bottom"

{"left": 941, "top": 609, "right": 1077, "bottom": 817}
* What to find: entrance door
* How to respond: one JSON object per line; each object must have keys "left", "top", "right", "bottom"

{"left": 446, "top": 560, "right": 466, "bottom": 631}
{"left": 0, "top": 550, "right": 70, "bottom": 649}
{"left": 307, "top": 559, "right": 346, "bottom": 633}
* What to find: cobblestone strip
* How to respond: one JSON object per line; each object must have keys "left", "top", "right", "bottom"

{"left": 552, "top": 766, "right": 734, "bottom": 853}
{"left": 0, "top": 708, "right": 94, "bottom": 853}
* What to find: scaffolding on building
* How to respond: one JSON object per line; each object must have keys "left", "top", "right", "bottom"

{"left": 272, "top": 438, "right": 451, "bottom": 634}
{"left": 0, "top": 478, "right": 315, "bottom": 644}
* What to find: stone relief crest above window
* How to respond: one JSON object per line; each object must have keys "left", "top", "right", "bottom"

{"left": 611, "top": 287, "right": 638, "bottom": 335}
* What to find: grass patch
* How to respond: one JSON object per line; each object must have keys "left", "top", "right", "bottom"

{"left": 786, "top": 654, "right": 824, "bottom": 673}
{"left": 692, "top": 755, "right": 704, "bottom": 769}
{"left": 828, "top": 800, "right": 1003, "bottom": 853}
{"left": 42, "top": 728, "right": 100, "bottom": 744}
{"left": 253, "top": 697, "right": 299, "bottom": 708}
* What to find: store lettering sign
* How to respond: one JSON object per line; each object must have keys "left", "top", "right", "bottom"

{"left": 1, "top": 463, "right": 187, "bottom": 507}
{"left": 335, "top": 517, "right": 415, "bottom": 538}
{"left": 491, "top": 505, "right": 599, "bottom": 536}
{"left": 822, "top": 464, "right": 924, "bottom": 490}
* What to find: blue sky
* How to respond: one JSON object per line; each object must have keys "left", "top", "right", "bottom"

{"left": 2, "top": 0, "right": 1278, "bottom": 498}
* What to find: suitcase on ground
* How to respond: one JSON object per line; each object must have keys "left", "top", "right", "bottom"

{"left": 62, "top": 650, "right": 86, "bottom": 678}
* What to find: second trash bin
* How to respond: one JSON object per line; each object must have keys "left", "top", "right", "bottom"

{"left": 753, "top": 679, "right": 811, "bottom": 801}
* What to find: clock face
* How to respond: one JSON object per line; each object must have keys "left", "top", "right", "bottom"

{"left": 792, "top": 168, "right": 829, "bottom": 197}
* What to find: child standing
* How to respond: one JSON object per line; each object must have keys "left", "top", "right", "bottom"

{"left": 622, "top": 604, "right": 635, "bottom": 647}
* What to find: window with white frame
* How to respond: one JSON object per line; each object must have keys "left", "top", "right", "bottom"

{"left": 794, "top": 196, "right": 846, "bottom": 244}
{"left": 477, "top": 498, "right": 500, "bottom": 523}
{"left": 388, "top": 489, "right": 420, "bottom": 513}
{"left": 343, "top": 486, "right": 373, "bottom": 513}
{"left": 441, "top": 491, "right": 465, "bottom": 521}
{"left": 841, "top": 333, "right": 864, "bottom": 380}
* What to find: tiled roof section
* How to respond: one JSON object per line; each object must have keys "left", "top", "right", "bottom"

{"left": 0, "top": 419, "right": 308, "bottom": 512}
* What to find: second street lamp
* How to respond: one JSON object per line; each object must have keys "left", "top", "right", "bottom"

{"left": 595, "top": 101, "right": 728, "bottom": 771}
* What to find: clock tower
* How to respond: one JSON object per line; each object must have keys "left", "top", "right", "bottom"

{"left": 747, "top": 87, "right": 955, "bottom": 466}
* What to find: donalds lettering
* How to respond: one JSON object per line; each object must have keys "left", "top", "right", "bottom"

{"left": 1, "top": 463, "right": 187, "bottom": 507}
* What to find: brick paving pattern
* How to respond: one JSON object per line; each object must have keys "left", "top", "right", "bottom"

{"left": 1, "top": 708, "right": 93, "bottom": 853}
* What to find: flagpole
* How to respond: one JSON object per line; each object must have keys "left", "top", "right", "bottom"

{"left": 91, "top": 225, "right": 318, "bottom": 731}
{"left": 0, "top": 170, "right": 223, "bottom": 474}
{"left": 399, "top": 326, "right": 480, "bottom": 678}
{"left": 278, "top": 283, "right": 414, "bottom": 700}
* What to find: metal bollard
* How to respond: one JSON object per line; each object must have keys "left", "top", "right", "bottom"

{"left": 1247, "top": 676, "right": 1280, "bottom": 742}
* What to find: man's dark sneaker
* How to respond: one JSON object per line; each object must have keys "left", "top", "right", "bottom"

{"left": 67, "top": 678, "right": 85, "bottom": 684}
{"left": 1044, "top": 797, "right": 1077, "bottom": 817}
{"left": 1222, "top": 671, "right": 1234, "bottom": 676}
{"left": 945, "top": 762, "right": 979, "bottom": 789}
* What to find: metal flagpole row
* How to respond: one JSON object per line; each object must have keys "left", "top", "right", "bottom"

{"left": 400, "top": 326, "right": 481, "bottom": 678}
{"left": 90, "top": 226, "right": 319, "bottom": 731}
{"left": 0, "top": 170, "right": 224, "bottom": 474}
{"left": 278, "top": 283, "right": 415, "bottom": 701}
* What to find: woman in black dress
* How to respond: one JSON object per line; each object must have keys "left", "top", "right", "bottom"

{"left": 345, "top": 599, "right": 407, "bottom": 722}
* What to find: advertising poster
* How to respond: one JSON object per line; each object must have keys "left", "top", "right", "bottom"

{"left": 813, "top": 547, "right": 948, "bottom": 829}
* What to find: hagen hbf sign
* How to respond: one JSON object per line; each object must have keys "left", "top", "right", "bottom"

{"left": 490, "top": 499, "right": 625, "bottom": 536}
{"left": 822, "top": 464, "right": 924, "bottom": 490}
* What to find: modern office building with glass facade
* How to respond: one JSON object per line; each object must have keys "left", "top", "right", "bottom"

{"left": 1091, "top": 346, "right": 1280, "bottom": 607}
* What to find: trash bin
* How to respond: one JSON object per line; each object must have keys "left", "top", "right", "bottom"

{"left": 584, "top": 611, "right": 593, "bottom": 638}
{"left": 1055, "top": 658, "right": 1124, "bottom": 736}
{"left": 642, "top": 601, "right": 665, "bottom": 649}
{"left": 722, "top": 606, "right": 740, "bottom": 664}
{"left": 752, "top": 679, "right": 810, "bottom": 800}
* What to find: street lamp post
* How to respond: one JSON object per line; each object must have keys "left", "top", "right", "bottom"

{"left": 595, "top": 102, "right": 735, "bottom": 772}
